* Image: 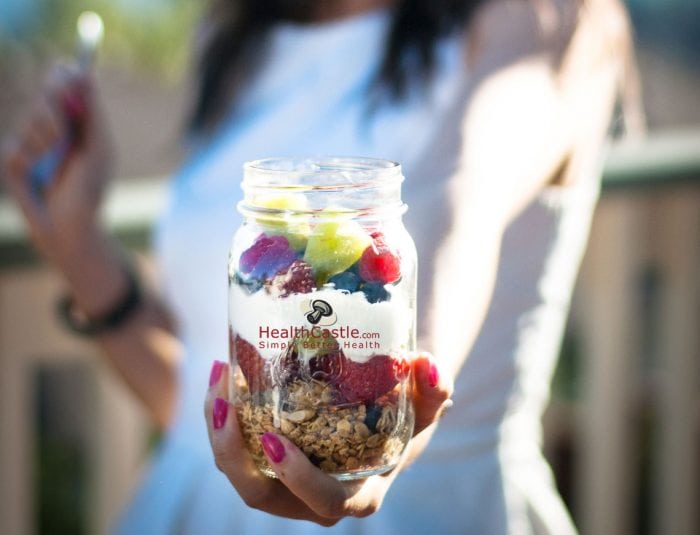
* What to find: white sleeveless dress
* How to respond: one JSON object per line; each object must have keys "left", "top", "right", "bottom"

{"left": 117, "top": 9, "right": 598, "bottom": 534}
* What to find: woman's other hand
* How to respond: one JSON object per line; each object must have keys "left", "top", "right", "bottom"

{"left": 1, "top": 63, "right": 180, "bottom": 429}
{"left": 1, "top": 63, "right": 113, "bottom": 271}
{"left": 204, "top": 354, "right": 452, "bottom": 525}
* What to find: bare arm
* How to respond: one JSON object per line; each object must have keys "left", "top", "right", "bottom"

{"left": 58, "top": 230, "right": 181, "bottom": 429}
{"left": 426, "top": 0, "right": 626, "bottom": 378}
{"left": 389, "top": 0, "right": 629, "bottom": 474}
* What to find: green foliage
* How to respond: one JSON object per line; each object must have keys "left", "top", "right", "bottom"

{"left": 15, "top": 0, "right": 201, "bottom": 79}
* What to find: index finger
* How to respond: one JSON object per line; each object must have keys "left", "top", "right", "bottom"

{"left": 412, "top": 353, "right": 453, "bottom": 435}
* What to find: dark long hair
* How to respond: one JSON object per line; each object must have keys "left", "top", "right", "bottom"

{"left": 188, "top": 0, "right": 484, "bottom": 133}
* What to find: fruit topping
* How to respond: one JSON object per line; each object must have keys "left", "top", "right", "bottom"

{"left": 358, "top": 232, "right": 401, "bottom": 284}
{"left": 328, "top": 271, "right": 361, "bottom": 293}
{"left": 303, "top": 220, "right": 371, "bottom": 284}
{"left": 232, "top": 272, "right": 263, "bottom": 294}
{"left": 361, "top": 282, "right": 390, "bottom": 304}
{"left": 268, "top": 260, "right": 315, "bottom": 298}
{"left": 256, "top": 194, "right": 310, "bottom": 251}
{"left": 257, "top": 194, "right": 307, "bottom": 212}
{"left": 239, "top": 234, "right": 297, "bottom": 280}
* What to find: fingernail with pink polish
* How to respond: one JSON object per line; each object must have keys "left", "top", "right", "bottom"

{"left": 209, "top": 360, "right": 225, "bottom": 386}
{"left": 428, "top": 362, "right": 439, "bottom": 388}
{"left": 260, "top": 432, "right": 285, "bottom": 463}
{"left": 213, "top": 397, "right": 228, "bottom": 430}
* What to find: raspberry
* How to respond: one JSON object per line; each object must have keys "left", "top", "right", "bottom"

{"left": 239, "top": 233, "right": 297, "bottom": 280}
{"left": 269, "top": 260, "right": 315, "bottom": 298}
{"left": 336, "top": 355, "right": 402, "bottom": 403}
{"left": 358, "top": 232, "right": 401, "bottom": 284}
{"left": 308, "top": 351, "right": 404, "bottom": 404}
{"left": 232, "top": 332, "right": 301, "bottom": 390}
{"left": 230, "top": 331, "right": 270, "bottom": 393}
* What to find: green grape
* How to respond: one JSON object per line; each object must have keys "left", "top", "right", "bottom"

{"left": 304, "top": 219, "right": 371, "bottom": 284}
{"left": 256, "top": 194, "right": 310, "bottom": 250}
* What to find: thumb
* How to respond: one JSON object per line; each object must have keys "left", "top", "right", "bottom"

{"left": 411, "top": 353, "right": 453, "bottom": 436}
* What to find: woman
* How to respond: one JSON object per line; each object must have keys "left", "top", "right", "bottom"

{"left": 1, "top": 0, "right": 635, "bottom": 532}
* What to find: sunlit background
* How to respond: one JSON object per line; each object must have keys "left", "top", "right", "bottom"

{"left": 0, "top": 1, "right": 698, "bottom": 534}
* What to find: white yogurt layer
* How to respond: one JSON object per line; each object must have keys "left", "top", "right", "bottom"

{"left": 229, "top": 284, "right": 412, "bottom": 362}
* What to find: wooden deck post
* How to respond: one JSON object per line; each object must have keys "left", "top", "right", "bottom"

{"left": 575, "top": 196, "right": 645, "bottom": 535}
{"left": 651, "top": 189, "right": 700, "bottom": 535}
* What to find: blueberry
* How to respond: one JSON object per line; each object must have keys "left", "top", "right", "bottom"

{"left": 233, "top": 272, "right": 263, "bottom": 294}
{"left": 364, "top": 403, "right": 382, "bottom": 432}
{"left": 346, "top": 261, "right": 361, "bottom": 276}
{"left": 329, "top": 271, "right": 360, "bottom": 293}
{"left": 361, "top": 282, "right": 390, "bottom": 304}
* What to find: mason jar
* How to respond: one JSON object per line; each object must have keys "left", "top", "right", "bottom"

{"left": 228, "top": 156, "right": 416, "bottom": 480}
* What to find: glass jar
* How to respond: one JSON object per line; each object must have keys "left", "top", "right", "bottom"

{"left": 228, "top": 156, "right": 416, "bottom": 480}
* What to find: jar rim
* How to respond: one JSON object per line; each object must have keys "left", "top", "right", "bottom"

{"left": 237, "top": 201, "right": 408, "bottom": 221}
{"left": 243, "top": 156, "right": 403, "bottom": 189}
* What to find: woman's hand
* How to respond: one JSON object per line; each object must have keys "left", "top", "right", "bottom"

{"left": 1, "top": 63, "right": 113, "bottom": 272}
{"left": 204, "top": 354, "right": 452, "bottom": 525}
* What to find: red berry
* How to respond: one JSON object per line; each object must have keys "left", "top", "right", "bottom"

{"left": 268, "top": 260, "right": 315, "bottom": 297}
{"left": 309, "top": 352, "right": 404, "bottom": 404}
{"left": 337, "top": 355, "right": 403, "bottom": 403}
{"left": 358, "top": 233, "right": 401, "bottom": 284}
{"left": 230, "top": 331, "right": 270, "bottom": 393}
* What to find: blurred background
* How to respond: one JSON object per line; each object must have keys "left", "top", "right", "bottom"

{"left": 0, "top": 1, "right": 698, "bottom": 534}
